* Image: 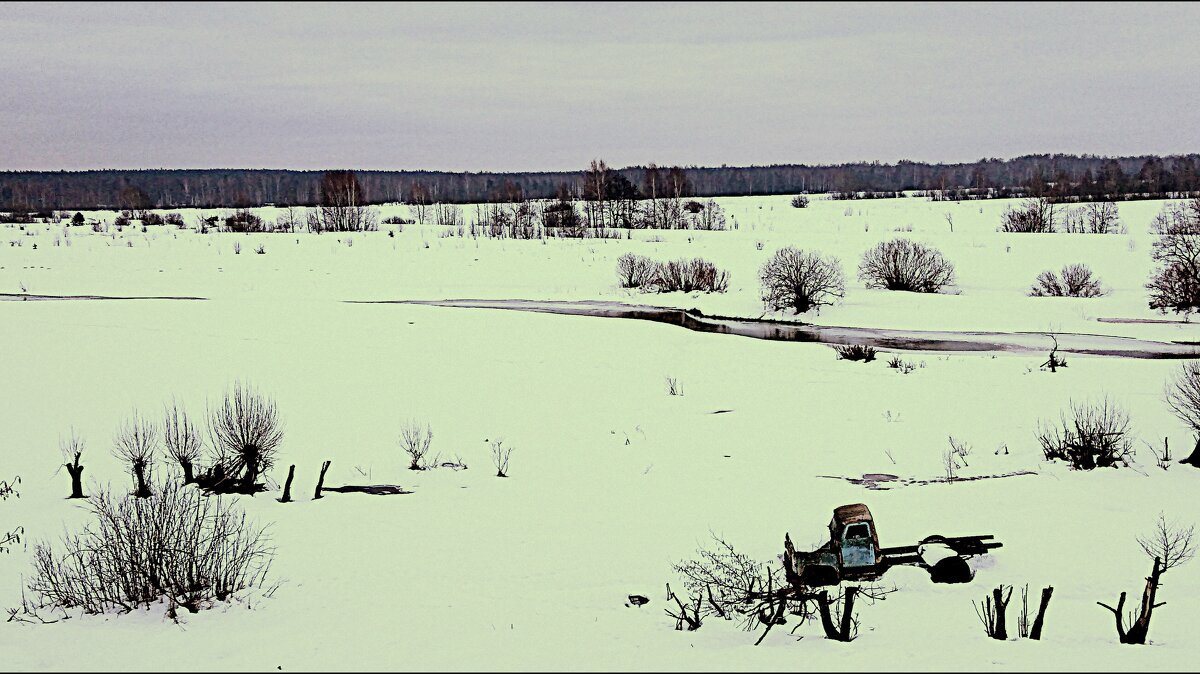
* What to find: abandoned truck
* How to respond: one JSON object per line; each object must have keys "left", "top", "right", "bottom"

{"left": 787, "top": 503, "right": 1002, "bottom": 586}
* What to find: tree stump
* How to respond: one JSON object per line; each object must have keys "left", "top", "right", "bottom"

{"left": 279, "top": 464, "right": 295, "bottom": 503}
{"left": 314, "top": 460, "right": 330, "bottom": 499}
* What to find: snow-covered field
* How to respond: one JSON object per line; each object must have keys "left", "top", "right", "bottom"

{"left": 2, "top": 194, "right": 1198, "bottom": 670}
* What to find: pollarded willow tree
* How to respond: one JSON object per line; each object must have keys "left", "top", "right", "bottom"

{"left": 112, "top": 411, "right": 158, "bottom": 498}
{"left": 207, "top": 382, "right": 284, "bottom": 493}
{"left": 163, "top": 398, "right": 203, "bottom": 483}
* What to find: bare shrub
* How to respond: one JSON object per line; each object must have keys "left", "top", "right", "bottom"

{"left": 857, "top": 239, "right": 955, "bottom": 293}
{"left": 1036, "top": 398, "right": 1134, "bottom": 469}
{"left": 1147, "top": 198, "right": 1200, "bottom": 314}
{"left": 673, "top": 534, "right": 784, "bottom": 633}
{"left": 1165, "top": 361, "right": 1200, "bottom": 466}
{"left": 1000, "top": 197, "right": 1056, "bottom": 233}
{"left": 759, "top": 247, "right": 845, "bottom": 314}
{"left": 222, "top": 209, "right": 266, "bottom": 233}
{"left": 163, "top": 399, "right": 203, "bottom": 483}
{"left": 490, "top": 439, "right": 513, "bottom": 477}
{"left": 834, "top": 344, "right": 876, "bottom": 362}
{"left": 790, "top": 195, "right": 810, "bottom": 208}
{"left": 666, "top": 377, "right": 682, "bottom": 396}
{"left": 616, "top": 253, "right": 659, "bottom": 289}
{"left": 206, "top": 382, "right": 284, "bottom": 493}
{"left": 655, "top": 258, "right": 729, "bottom": 293}
{"left": 1029, "top": 263, "right": 1105, "bottom": 297}
{"left": 112, "top": 411, "right": 158, "bottom": 498}
{"left": 399, "top": 419, "right": 433, "bottom": 470}
{"left": 26, "top": 481, "right": 273, "bottom": 616}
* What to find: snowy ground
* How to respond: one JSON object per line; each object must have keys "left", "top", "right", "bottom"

{"left": 1, "top": 195, "right": 1198, "bottom": 670}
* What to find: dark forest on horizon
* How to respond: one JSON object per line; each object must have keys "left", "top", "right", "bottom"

{"left": 3, "top": 153, "right": 1199, "bottom": 211}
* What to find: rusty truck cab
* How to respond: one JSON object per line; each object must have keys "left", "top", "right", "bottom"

{"left": 830, "top": 503, "right": 881, "bottom": 576}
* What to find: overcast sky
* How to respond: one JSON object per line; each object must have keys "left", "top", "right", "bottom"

{"left": 2, "top": 1, "right": 1198, "bottom": 172}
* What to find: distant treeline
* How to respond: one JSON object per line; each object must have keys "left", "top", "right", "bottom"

{"left": 3, "top": 154, "right": 1199, "bottom": 211}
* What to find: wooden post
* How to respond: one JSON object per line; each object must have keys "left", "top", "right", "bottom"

{"left": 314, "top": 460, "right": 330, "bottom": 499}
{"left": 279, "top": 464, "right": 295, "bottom": 503}
{"left": 1029, "top": 586, "right": 1054, "bottom": 640}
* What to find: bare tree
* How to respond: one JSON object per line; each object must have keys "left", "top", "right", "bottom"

{"left": 1099, "top": 515, "right": 1195, "bottom": 644}
{"left": 1147, "top": 198, "right": 1200, "bottom": 314}
{"left": 112, "top": 411, "right": 158, "bottom": 498}
{"left": 399, "top": 420, "right": 433, "bottom": 471}
{"left": 407, "top": 182, "right": 432, "bottom": 224}
{"left": 759, "top": 247, "right": 845, "bottom": 314}
{"left": 1138, "top": 514, "right": 1196, "bottom": 573}
{"left": 59, "top": 429, "right": 85, "bottom": 499}
{"left": 208, "top": 382, "right": 284, "bottom": 493}
{"left": 1164, "top": 361, "right": 1200, "bottom": 466}
{"left": 1082, "top": 201, "right": 1122, "bottom": 234}
{"left": 310, "top": 170, "right": 378, "bottom": 233}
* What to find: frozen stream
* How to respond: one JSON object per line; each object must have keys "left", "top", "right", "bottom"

{"left": 377, "top": 298, "right": 1200, "bottom": 359}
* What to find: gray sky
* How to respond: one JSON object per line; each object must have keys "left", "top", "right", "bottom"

{"left": 2, "top": 1, "right": 1198, "bottom": 171}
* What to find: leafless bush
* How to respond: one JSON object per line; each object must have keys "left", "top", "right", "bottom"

{"left": 673, "top": 534, "right": 784, "bottom": 632}
{"left": 1029, "top": 263, "right": 1105, "bottom": 297}
{"left": 163, "top": 399, "right": 203, "bottom": 483}
{"left": 834, "top": 344, "right": 876, "bottom": 362}
{"left": 112, "top": 411, "right": 158, "bottom": 498}
{"left": 1147, "top": 198, "right": 1200, "bottom": 314}
{"left": 759, "top": 247, "right": 845, "bottom": 314}
{"left": 666, "top": 377, "right": 682, "bottom": 396}
{"left": 1036, "top": 398, "right": 1134, "bottom": 469}
{"left": 1000, "top": 197, "right": 1056, "bottom": 233}
{"left": 886, "top": 355, "right": 916, "bottom": 374}
{"left": 616, "top": 253, "right": 659, "bottom": 289}
{"left": 790, "top": 195, "right": 809, "bottom": 208}
{"left": 655, "top": 258, "right": 729, "bottom": 293}
{"left": 399, "top": 419, "right": 433, "bottom": 470}
{"left": 857, "top": 238, "right": 956, "bottom": 293}
{"left": 1165, "top": 361, "right": 1200, "bottom": 466}
{"left": 25, "top": 481, "right": 273, "bottom": 616}
{"left": 490, "top": 439, "right": 513, "bottom": 477}
{"left": 60, "top": 429, "right": 85, "bottom": 499}
{"left": 206, "top": 382, "right": 284, "bottom": 493}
